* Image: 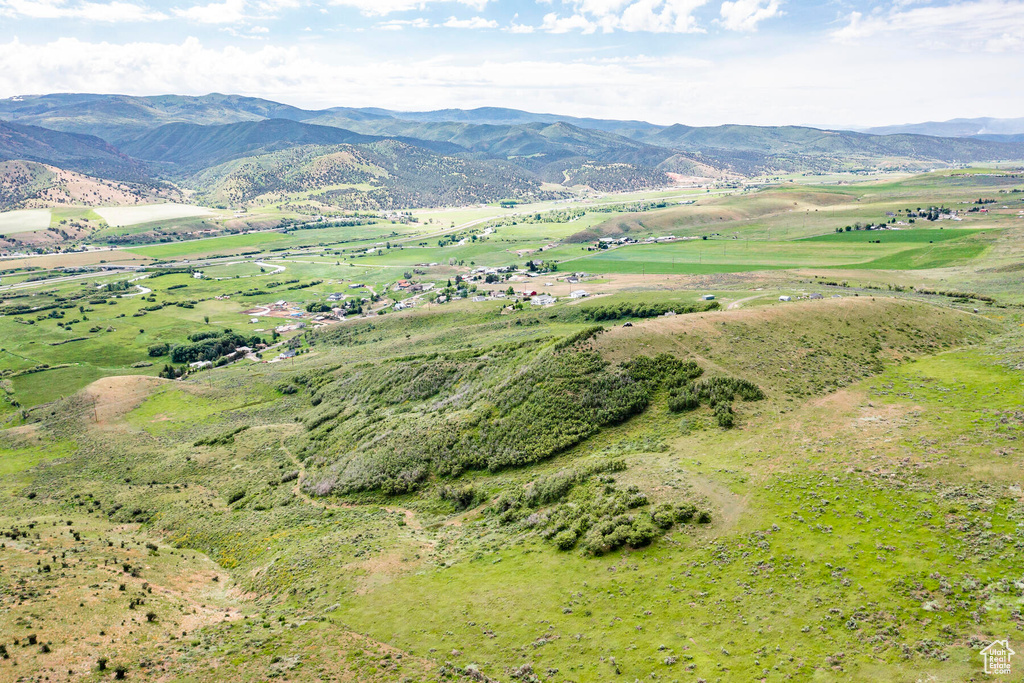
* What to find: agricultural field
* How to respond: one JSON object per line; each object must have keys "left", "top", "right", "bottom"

{"left": 0, "top": 208, "right": 51, "bottom": 234}
{"left": 94, "top": 204, "right": 217, "bottom": 228}
{"left": 1, "top": 169, "right": 1023, "bottom": 682}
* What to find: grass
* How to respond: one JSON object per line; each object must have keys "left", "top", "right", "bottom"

{"left": 0, "top": 295, "right": 1017, "bottom": 681}
{"left": 1, "top": 168, "right": 1023, "bottom": 681}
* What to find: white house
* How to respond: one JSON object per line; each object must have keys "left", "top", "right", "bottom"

{"left": 570, "top": 290, "right": 589, "bottom": 299}
{"left": 531, "top": 295, "right": 556, "bottom": 305}
{"left": 779, "top": 295, "right": 792, "bottom": 302}
{"left": 701, "top": 294, "right": 715, "bottom": 300}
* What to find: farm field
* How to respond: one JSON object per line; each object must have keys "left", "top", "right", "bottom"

{"left": 0, "top": 208, "right": 51, "bottom": 234}
{"left": 2, "top": 168, "right": 1023, "bottom": 682}
{"left": 94, "top": 203, "right": 217, "bottom": 227}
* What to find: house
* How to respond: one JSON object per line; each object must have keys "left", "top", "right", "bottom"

{"left": 980, "top": 640, "right": 1014, "bottom": 675}
{"left": 472, "top": 295, "right": 487, "bottom": 302}
{"left": 349, "top": 283, "right": 364, "bottom": 289}
{"left": 779, "top": 295, "right": 792, "bottom": 302}
{"left": 570, "top": 290, "right": 589, "bottom": 299}
{"left": 531, "top": 295, "right": 556, "bottom": 306}
{"left": 327, "top": 293, "right": 344, "bottom": 301}
{"left": 192, "top": 272, "right": 204, "bottom": 279}
{"left": 189, "top": 360, "right": 213, "bottom": 369}
{"left": 277, "top": 350, "right": 296, "bottom": 360}
{"left": 701, "top": 294, "right": 715, "bottom": 301}
{"left": 249, "top": 318, "right": 260, "bottom": 324}
{"left": 394, "top": 302, "right": 407, "bottom": 310}
{"left": 809, "top": 293, "right": 824, "bottom": 300}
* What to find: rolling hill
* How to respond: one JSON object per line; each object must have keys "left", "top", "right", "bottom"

{"left": 187, "top": 139, "right": 559, "bottom": 209}
{"left": 0, "top": 120, "right": 150, "bottom": 183}
{"left": 2, "top": 92, "right": 1024, "bottom": 212}
{"left": 864, "top": 116, "right": 1024, "bottom": 137}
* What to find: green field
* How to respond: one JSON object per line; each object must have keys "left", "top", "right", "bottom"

{"left": 2, "top": 169, "right": 1024, "bottom": 681}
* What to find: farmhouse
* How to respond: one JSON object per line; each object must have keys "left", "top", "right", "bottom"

{"left": 570, "top": 290, "right": 589, "bottom": 299}
{"left": 531, "top": 295, "right": 556, "bottom": 306}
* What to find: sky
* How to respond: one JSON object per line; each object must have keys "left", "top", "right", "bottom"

{"left": 0, "top": 0, "right": 1021, "bottom": 127}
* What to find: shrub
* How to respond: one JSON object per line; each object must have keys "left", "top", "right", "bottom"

{"left": 147, "top": 343, "right": 169, "bottom": 357}
{"left": 438, "top": 484, "right": 479, "bottom": 510}
{"left": 627, "top": 515, "right": 659, "bottom": 547}
{"left": 553, "top": 529, "right": 580, "bottom": 550}
{"left": 675, "top": 504, "right": 697, "bottom": 523}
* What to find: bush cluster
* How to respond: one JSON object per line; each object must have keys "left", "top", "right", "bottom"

{"left": 579, "top": 300, "right": 718, "bottom": 321}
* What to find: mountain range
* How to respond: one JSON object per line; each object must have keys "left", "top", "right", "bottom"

{"left": 1, "top": 93, "right": 1022, "bottom": 211}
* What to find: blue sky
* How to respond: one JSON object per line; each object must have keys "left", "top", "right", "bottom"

{"left": 0, "top": 0, "right": 1021, "bottom": 127}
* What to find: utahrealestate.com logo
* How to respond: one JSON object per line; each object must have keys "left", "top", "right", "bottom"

{"left": 980, "top": 639, "right": 1015, "bottom": 675}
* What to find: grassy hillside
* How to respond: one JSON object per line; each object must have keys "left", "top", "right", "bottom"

{"left": 2, "top": 165, "right": 1023, "bottom": 682}
{"left": 0, "top": 121, "right": 151, "bottom": 183}
{"left": 188, "top": 140, "right": 561, "bottom": 209}
{"left": 0, "top": 291, "right": 1018, "bottom": 681}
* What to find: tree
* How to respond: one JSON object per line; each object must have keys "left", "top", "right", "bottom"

{"left": 204, "top": 315, "right": 210, "bottom": 324}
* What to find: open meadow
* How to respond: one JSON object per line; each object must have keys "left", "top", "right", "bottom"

{"left": 2, "top": 169, "right": 1024, "bottom": 682}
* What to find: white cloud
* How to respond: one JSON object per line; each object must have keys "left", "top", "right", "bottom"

{"left": 718, "top": 0, "right": 780, "bottom": 31}
{"left": 376, "top": 16, "right": 431, "bottom": 29}
{"left": 0, "top": 34, "right": 1021, "bottom": 128}
{"left": 173, "top": 0, "right": 247, "bottom": 24}
{"left": 833, "top": 0, "right": 1024, "bottom": 52}
{"left": 442, "top": 15, "right": 497, "bottom": 28}
{"left": 0, "top": 0, "right": 166, "bottom": 21}
{"left": 539, "top": 0, "right": 709, "bottom": 34}
{"left": 327, "top": 0, "right": 489, "bottom": 16}
{"left": 540, "top": 11, "right": 597, "bottom": 33}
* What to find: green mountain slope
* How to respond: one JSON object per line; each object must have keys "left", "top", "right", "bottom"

{"left": 189, "top": 139, "right": 556, "bottom": 209}
{"left": 0, "top": 120, "right": 149, "bottom": 182}
{"left": 636, "top": 123, "right": 1024, "bottom": 162}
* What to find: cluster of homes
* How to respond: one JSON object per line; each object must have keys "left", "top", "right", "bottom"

{"left": 596, "top": 234, "right": 682, "bottom": 247}
{"left": 391, "top": 280, "right": 435, "bottom": 294}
